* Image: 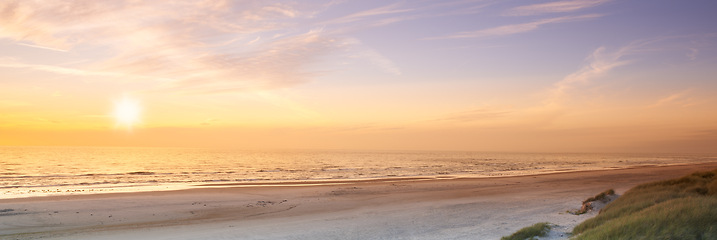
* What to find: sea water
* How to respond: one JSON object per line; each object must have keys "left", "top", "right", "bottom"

{"left": 1, "top": 146, "right": 715, "bottom": 198}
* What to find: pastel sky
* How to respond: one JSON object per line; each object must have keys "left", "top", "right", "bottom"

{"left": 2, "top": 0, "right": 717, "bottom": 153}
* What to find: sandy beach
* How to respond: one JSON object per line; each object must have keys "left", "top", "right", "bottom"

{"left": 2, "top": 162, "right": 717, "bottom": 240}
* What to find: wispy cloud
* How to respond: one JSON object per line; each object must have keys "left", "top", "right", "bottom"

{"left": 544, "top": 45, "right": 631, "bottom": 107}
{"left": 323, "top": 1, "right": 491, "bottom": 32}
{"left": 0, "top": 57, "right": 121, "bottom": 77}
{"left": 543, "top": 37, "right": 697, "bottom": 107}
{"left": 649, "top": 90, "right": 697, "bottom": 108}
{"left": 504, "top": 0, "right": 612, "bottom": 16}
{"left": 0, "top": 99, "right": 33, "bottom": 108}
{"left": 0, "top": 1, "right": 339, "bottom": 93}
{"left": 247, "top": 36, "right": 262, "bottom": 45}
{"left": 324, "top": 123, "right": 404, "bottom": 133}
{"left": 686, "top": 47, "right": 699, "bottom": 60}
{"left": 431, "top": 14, "right": 602, "bottom": 39}
{"left": 322, "top": 2, "right": 414, "bottom": 26}
{"left": 146, "top": 28, "right": 347, "bottom": 94}
{"left": 200, "top": 118, "right": 218, "bottom": 126}
{"left": 435, "top": 108, "right": 512, "bottom": 122}
{"left": 16, "top": 43, "right": 69, "bottom": 52}
{"left": 4, "top": 1, "right": 460, "bottom": 94}
{"left": 343, "top": 38, "right": 402, "bottom": 75}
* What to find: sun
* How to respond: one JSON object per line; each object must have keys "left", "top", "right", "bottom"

{"left": 113, "top": 97, "right": 141, "bottom": 128}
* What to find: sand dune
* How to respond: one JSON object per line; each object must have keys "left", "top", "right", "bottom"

{"left": 2, "top": 162, "right": 717, "bottom": 240}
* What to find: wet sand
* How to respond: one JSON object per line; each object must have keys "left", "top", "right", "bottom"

{"left": 2, "top": 162, "right": 717, "bottom": 240}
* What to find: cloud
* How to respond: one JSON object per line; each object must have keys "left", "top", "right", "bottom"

{"left": 247, "top": 36, "right": 262, "bottom": 45}
{"left": 323, "top": 1, "right": 491, "bottom": 32}
{"left": 0, "top": 57, "right": 122, "bottom": 77}
{"left": 544, "top": 45, "right": 631, "bottom": 106}
{"left": 35, "top": 118, "right": 61, "bottom": 124}
{"left": 342, "top": 38, "right": 402, "bottom": 75}
{"left": 436, "top": 108, "right": 513, "bottom": 122}
{"left": 4, "top": 1, "right": 454, "bottom": 94}
{"left": 16, "top": 43, "right": 69, "bottom": 52}
{"left": 424, "top": 0, "right": 492, "bottom": 15}
{"left": 0, "top": 1, "right": 340, "bottom": 93}
{"left": 686, "top": 47, "right": 699, "bottom": 60}
{"left": 431, "top": 14, "right": 602, "bottom": 39}
{"left": 201, "top": 118, "right": 218, "bottom": 126}
{"left": 649, "top": 90, "right": 696, "bottom": 108}
{"left": 127, "top": 28, "right": 346, "bottom": 94}
{"left": 0, "top": 99, "right": 32, "bottom": 108}
{"left": 321, "top": 2, "right": 414, "bottom": 26}
{"left": 504, "top": 0, "right": 612, "bottom": 16}
{"left": 324, "top": 123, "right": 404, "bottom": 133}
{"left": 356, "top": 49, "right": 402, "bottom": 75}
{"left": 543, "top": 37, "right": 703, "bottom": 107}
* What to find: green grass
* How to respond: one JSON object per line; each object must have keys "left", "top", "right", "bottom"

{"left": 501, "top": 222, "right": 552, "bottom": 240}
{"left": 572, "top": 169, "right": 717, "bottom": 239}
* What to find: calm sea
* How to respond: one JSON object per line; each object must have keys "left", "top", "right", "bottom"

{"left": 1, "top": 146, "right": 715, "bottom": 198}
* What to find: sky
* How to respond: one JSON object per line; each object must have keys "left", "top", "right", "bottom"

{"left": 1, "top": 0, "right": 717, "bottom": 153}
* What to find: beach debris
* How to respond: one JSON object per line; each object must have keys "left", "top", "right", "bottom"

{"left": 330, "top": 187, "right": 363, "bottom": 195}
{"left": 0, "top": 209, "right": 21, "bottom": 217}
{"left": 246, "top": 200, "right": 283, "bottom": 207}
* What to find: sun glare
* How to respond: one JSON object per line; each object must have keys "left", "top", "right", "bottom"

{"left": 113, "top": 97, "right": 141, "bottom": 128}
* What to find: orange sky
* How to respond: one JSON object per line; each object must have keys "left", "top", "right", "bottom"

{"left": 2, "top": 1, "right": 717, "bottom": 153}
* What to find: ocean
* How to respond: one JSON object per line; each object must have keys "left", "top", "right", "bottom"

{"left": 2, "top": 146, "right": 715, "bottom": 199}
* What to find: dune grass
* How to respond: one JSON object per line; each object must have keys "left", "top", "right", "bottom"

{"left": 582, "top": 189, "right": 615, "bottom": 204}
{"left": 501, "top": 222, "right": 552, "bottom": 240}
{"left": 572, "top": 169, "right": 717, "bottom": 239}
{"left": 569, "top": 189, "right": 616, "bottom": 215}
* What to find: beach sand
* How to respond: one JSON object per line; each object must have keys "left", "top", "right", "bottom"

{"left": 2, "top": 162, "right": 717, "bottom": 240}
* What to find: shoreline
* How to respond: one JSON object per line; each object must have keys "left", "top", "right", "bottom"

{"left": 5, "top": 161, "right": 716, "bottom": 201}
{"left": 2, "top": 162, "right": 717, "bottom": 239}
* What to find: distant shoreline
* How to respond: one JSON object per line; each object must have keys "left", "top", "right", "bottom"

{"left": 195, "top": 161, "right": 717, "bottom": 186}
{"left": 5, "top": 147, "right": 715, "bottom": 200}
{"left": 4, "top": 161, "right": 717, "bottom": 202}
